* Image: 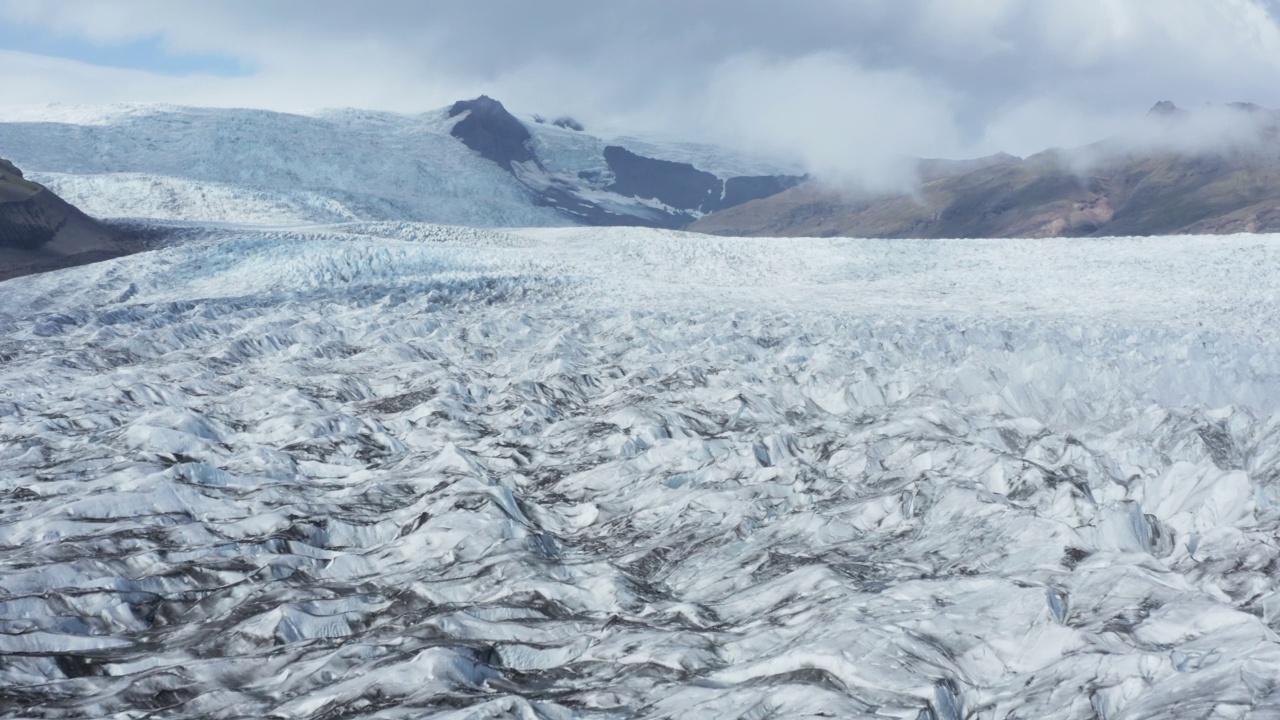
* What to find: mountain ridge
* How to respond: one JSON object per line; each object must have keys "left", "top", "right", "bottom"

{"left": 445, "top": 95, "right": 805, "bottom": 228}
{"left": 0, "top": 156, "right": 131, "bottom": 281}
{"left": 7, "top": 98, "right": 1280, "bottom": 243}
{"left": 691, "top": 101, "right": 1280, "bottom": 238}
{"left": 0, "top": 98, "right": 803, "bottom": 232}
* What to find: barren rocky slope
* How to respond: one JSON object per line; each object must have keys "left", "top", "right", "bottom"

{"left": 0, "top": 157, "right": 128, "bottom": 281}
{"left": 691, "top": 103, "right": 1280, "bottom": 238}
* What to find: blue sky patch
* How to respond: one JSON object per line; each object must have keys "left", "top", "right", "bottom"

{"left": 0, "top": 24, "right": 249, "bottom": 77}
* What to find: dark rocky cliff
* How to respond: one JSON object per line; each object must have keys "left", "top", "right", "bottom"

{"left": 0, "top": 157, "right": 129, "bottom": 281}
{"left": 445, "top": 96, "right": 805, "bottom": 229}
{"left": 448, "top": 96, "right": 536, "bottom": 168}
{"left": 601, "top": 145, "right": 804, "bottom": 218}
{"left": 603, "top": 145, "right": 721, "bottom": 213}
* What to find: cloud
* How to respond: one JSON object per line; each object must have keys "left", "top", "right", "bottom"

{"left": 2, "top": 0, "right": 1280, "bottom": 185}
{"left": 705, "top": 53, "right": 960, "bottom": 191}
{"left": 981, "top": 97, "right": 1134, "bottom": 158}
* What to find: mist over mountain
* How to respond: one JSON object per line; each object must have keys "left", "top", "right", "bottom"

{"left": 7, "top": 1, "right": 1280, "bottom": 717}
{"left": 4, "top": 92, "right": 1280, "bottom": 720}
{"left": 692, "top": 101, "right": 1280, "bottom": 238}
{"left": 6, "top": 97, "right": 1280, "bottom": 252}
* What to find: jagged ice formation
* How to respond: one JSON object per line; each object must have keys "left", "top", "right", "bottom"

{"left": 1, "top": 225, "right": 1279, "bottom": 718}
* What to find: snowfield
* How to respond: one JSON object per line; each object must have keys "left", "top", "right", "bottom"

{"left": 2, "top": 225, "right": 1280, "bottom": 719}
{"left": 0, "top": 105, "right": 570, "bottom": 227}
{"left": 0, "top": 104, "right": 799, "bottom": 228}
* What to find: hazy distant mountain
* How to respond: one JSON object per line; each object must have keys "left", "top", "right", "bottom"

{"left": 0, "top": 98, "right": 802, "bottom": 231}
{"left": 0, "top": 157, "right": 129, "bottom": 281}
{"left": 13, "top": 97, "right": 1278, "bottom": 244}
{"left": 691, "top": 102, "right": 1280, "bottom": 238}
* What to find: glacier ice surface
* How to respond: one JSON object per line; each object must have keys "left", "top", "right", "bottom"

{"left": 2, "top": 225, "right": 1280, "bottom": 718}
{"left": 0, "top": 104, "right": 800, "bottom": 228}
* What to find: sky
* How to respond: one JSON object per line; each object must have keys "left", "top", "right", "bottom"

{"left": 2, "top": 0, "right": 1280, "bottom": 186}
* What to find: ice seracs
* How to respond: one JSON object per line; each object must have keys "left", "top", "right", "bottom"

{"left": 1, "top": 225, "right": 1279, "bottom": 717}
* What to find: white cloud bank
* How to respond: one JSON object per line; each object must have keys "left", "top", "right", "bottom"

{"left": 2, "top": 0, "right": 1280, "bottom": 187}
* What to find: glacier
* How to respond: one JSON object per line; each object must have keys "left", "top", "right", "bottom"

{"left": 0, "top": 104, "right": 800, "bottom": 229}
{"left": 2, "top": 224, "right": 1280, "bottom": 718}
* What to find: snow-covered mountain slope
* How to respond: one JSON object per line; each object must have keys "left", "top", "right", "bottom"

{"left": 3, "top": 225, "right": 1280, "bottom": 718}
{"left": 526, "top": 120, "right": 801, "bottom": 187}
{"left": 0, "top": 105, "right": 568, "bottom": 227}
{"left": 0, "top": 102, "right": 801, "bottom": 228}
{"left": 28, "top": 172, "right": 364, "bottom": 226}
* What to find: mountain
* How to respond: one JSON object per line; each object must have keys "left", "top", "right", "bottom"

{"left": 448, "top": 95, "right": 804, "bottom": 228}
{"left": 691, "top": 102, "right": 1280, "bottom": 238}
{"left": 0, "top": 98, "right": 802, "bottom": 230}
{"left": 0, "top": 156, "right": 130, "bottom": 281}
{"left": 12, "top": 98, "right": 1280, "bottom": 243}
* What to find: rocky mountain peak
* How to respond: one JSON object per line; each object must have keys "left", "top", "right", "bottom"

{"left": 446, "top": 95, "right": 535, "bottom": 167}
{"left": 0, "top": 157, "right": 24, "bottom": 178}
{"left": 446, "top": 94, "right": 506, "bottom": 119}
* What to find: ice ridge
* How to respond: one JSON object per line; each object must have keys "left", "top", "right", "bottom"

{"left": 1, "top": 226, "right": 1279, "bottom": 718}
